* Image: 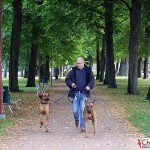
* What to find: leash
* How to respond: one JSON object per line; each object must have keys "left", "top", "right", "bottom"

{"left": 54, "top": 88, "right": 89, "bottom": 104}
{"left": 54, "top": 92, "right": 68, "bottom": 104}
{"left": 54, "top": 88, "right": 74, "bottom": 104}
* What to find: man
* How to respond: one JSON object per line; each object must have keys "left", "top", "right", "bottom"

{"left": 65, "top": 57, "right": 95, "bottom": 132}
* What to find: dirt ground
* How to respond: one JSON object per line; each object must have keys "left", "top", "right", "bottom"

{"left": 0, "top": 80, "right": 143, "bottom": 150}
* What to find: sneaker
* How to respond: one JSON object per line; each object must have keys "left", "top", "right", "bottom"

{"left": 75, "top": 120, "right": 79, "bottom": 128}
{"left": 80, "top": 127, "right": 85, "bottom": 132}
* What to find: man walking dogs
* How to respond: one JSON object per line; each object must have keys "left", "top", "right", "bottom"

{"left": 65, "top": 57, "right": 95, "bottom": 132}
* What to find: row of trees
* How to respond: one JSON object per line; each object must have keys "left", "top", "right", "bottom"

{"left": 2, "top": 0, "right": 150, "bottom": 97}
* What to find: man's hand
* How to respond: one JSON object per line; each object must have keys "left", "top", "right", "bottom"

{"left": 86, "top": 86, "right": 90, "bottom": 91}
{"left": 72, "top": 83, "right": 76, "bottom": 88}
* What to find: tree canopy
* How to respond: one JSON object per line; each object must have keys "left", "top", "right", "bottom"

{"left": 2, "top": 0, "right": 150, "bottom": 94}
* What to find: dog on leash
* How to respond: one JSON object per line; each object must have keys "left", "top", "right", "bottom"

{"left": 38, "top": 91, "right": 55, "bottom": 132}
{"left": 83, "top": 99, "right": 97, "bottom": 137}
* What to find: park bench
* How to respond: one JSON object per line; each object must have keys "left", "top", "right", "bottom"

{"left": 44, "top": 83, "right": 50, "bottom": 89}
{"left": 3, "top": 86, "right": 21, "bottom": 113}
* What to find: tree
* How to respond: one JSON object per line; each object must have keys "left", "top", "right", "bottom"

{"left": 100, "top": 34, "right": 106, "bottom": 82}
{"left": 96, "top": 32, "right": 100, "bottom": 80}
{"left": 9, "top": 0, "right": 22, "bottom": 92}
{"left": 143, "top": 58, "right": 148, "bottom": 79}
{"left": 2, "top": 2, "right": 12, "bottom": 78}
{"left": 137, "top": 57, "right": 142, "bottom": 78}
{"left": 105, "top": 0, "right": 117, "bottom": 88}
{"left": 118, "top": 58, "right": 129, "bottom": 76}
{"left": 26, "top": 15, "right": 41, "bottom": 87}
{"left": 146, "top": 87, "right": 150, "bottom": 100}
{"left": 127, "top": 0, "right": 141, "bottom": 94}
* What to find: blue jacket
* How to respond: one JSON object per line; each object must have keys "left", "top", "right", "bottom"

{"left": 65, "top": 65, "right": 95, "bottom": 98}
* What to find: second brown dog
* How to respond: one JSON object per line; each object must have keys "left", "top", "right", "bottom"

{"left": 83, "top": 99, "right": 97, "bottom": 138}
{"left": 38, "top": 91, "right": 55, "bottom": 132}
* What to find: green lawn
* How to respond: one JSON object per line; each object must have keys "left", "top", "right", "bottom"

{"left": 2, "top": 77, "right": 37, "bottom": 92}
{"left": 0, "top": 116, "right": 18, "bottom": 135}
{"left": 98, "top": 77, "right": 150, "bottom": 137}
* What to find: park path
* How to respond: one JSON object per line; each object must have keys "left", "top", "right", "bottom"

{"left": 0, "top": 80, "right": 143, "bottom": 150}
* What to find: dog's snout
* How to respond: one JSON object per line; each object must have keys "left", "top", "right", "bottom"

{"left": 86, "top": 107, "right": 92, "bottom": 114}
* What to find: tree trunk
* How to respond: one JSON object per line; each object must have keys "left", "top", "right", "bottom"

{"left": 146, "top": 86, "right": 150, "bottom": 100}
{"left": 40, "top": 64, "right": 44, "bottom": 82}
{"left": 9, "top": 0, "right": 22, "bottom": 92}
{"left": 26, "top": 16, "right": 41, "bottom": 87}
{"left": 96, "top": 32, "right": 100, "bottom": 80}
{"left": 118, "top": 59, "right": 128, "bottom": 76}
{"left": 23, "top": 67, "right": 28, "bottom": 78}
{"left": 137, "top": 57, "right": 142, "bottom": 78}
{"left": 54, "top": 67, "right": 59, "bottom": 78}
{"left": 118, "top": 60, "right": 124, "bottom": 76}
{"left": 115, "top": 61, "right": 120, "bottom": 75}
{"left": 3, "top": 64, "right": 7, "bottom": 78}
{"left": 124, "top": 58, "right": 129, "bottom": 76}
{"left": 105, "top": 0, "right": 117, "bottom": 88}
{"left": 143, "top": 58, "right": 148, "bottom": 79}
{"left": 103, "top": 65, "right": 109, "bottom": 85}
{"left": 127, "top": 0, "right": 141, "bottom": 94}
{"left": 89, "top": 55, "right": 93, "bottom": 68}
{"left": 20, "top": 70, "right": 23, "bottom": 77}
{"left": 26, "top": 43, "right": 39, "bottom": 87}
{"left": 45, "top": 55, "right": 50, "bottom": 80}
{"left": 100, "top": 34, "right": 106, "bottom": 82}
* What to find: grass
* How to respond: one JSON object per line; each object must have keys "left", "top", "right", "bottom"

{"left": 0, "top": 77, "right": 38, "bottom": 135}
{"left": 98, "top": 77, "right": 150, "bottom": 137}
{"left": 0, "top": 116, "right": 19, "bottom": 135}
{"left": 2, "top": 77, "right": 37, "bottom": 92}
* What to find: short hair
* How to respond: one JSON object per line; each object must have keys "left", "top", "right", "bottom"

{"left": 76, "top": 57, "right": 84, "bottom": 63}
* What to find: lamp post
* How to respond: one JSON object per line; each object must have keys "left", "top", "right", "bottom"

{"left": 0, "top": 0, "right": 5, "bottom": 119}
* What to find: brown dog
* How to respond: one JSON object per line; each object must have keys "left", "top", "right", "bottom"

{"left": 38, "top": 91, "right": 55, "bottom": 132}
{"left": 83, "top": 99, "right": 97, "bottom": 137}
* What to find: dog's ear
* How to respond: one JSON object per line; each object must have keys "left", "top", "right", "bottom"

{"left": 49, "top": 90, "right": 55, "bottom": 96}
{"left": 48, "top": 93, "right": 52, "bottom": 98}
{"left": 38, "top": 93, "right": 43, "bottom": 99}
{"left": 92, "top": 99, "right": 96, "bottom": 103}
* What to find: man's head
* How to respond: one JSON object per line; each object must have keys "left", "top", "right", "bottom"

{"left": 76, "top": 57, "right": 85, "bottom": 70}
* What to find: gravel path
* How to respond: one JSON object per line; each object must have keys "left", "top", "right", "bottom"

{"left": 0, "top": 81, "right": 143, "bottom": 150}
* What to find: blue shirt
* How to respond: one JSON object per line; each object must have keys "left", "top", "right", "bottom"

{"left": 75, "top": 68, "right": 86, "bottom": 91}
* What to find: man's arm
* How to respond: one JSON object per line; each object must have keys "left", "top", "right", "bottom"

{"left": 86, "top": 70, "right": 95, "bottom": 90}
{"left": 65, "top": 71, "right": 74, "bottom": 88}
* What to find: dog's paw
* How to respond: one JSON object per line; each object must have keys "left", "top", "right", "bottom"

{"left": 84, "top": 135, "right": 88, "bottom": 138}
{"left": 40, "top": 122, "right": 43, "bottom": 128}
{"left": 46, "top": 127, "right": 49, "bottom": 132}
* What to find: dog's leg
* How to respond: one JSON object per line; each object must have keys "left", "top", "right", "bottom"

{"left": 84, "top": 120, "right": 88, "bottom": 138}
{"left": 92, "top": 119, "right": 96, "bottom": 134}
{"left": 40, "top": 113, "right": 43, "bottom": 128}
{"left": 45, "top": 112, "right": 50, "bottom": 132}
